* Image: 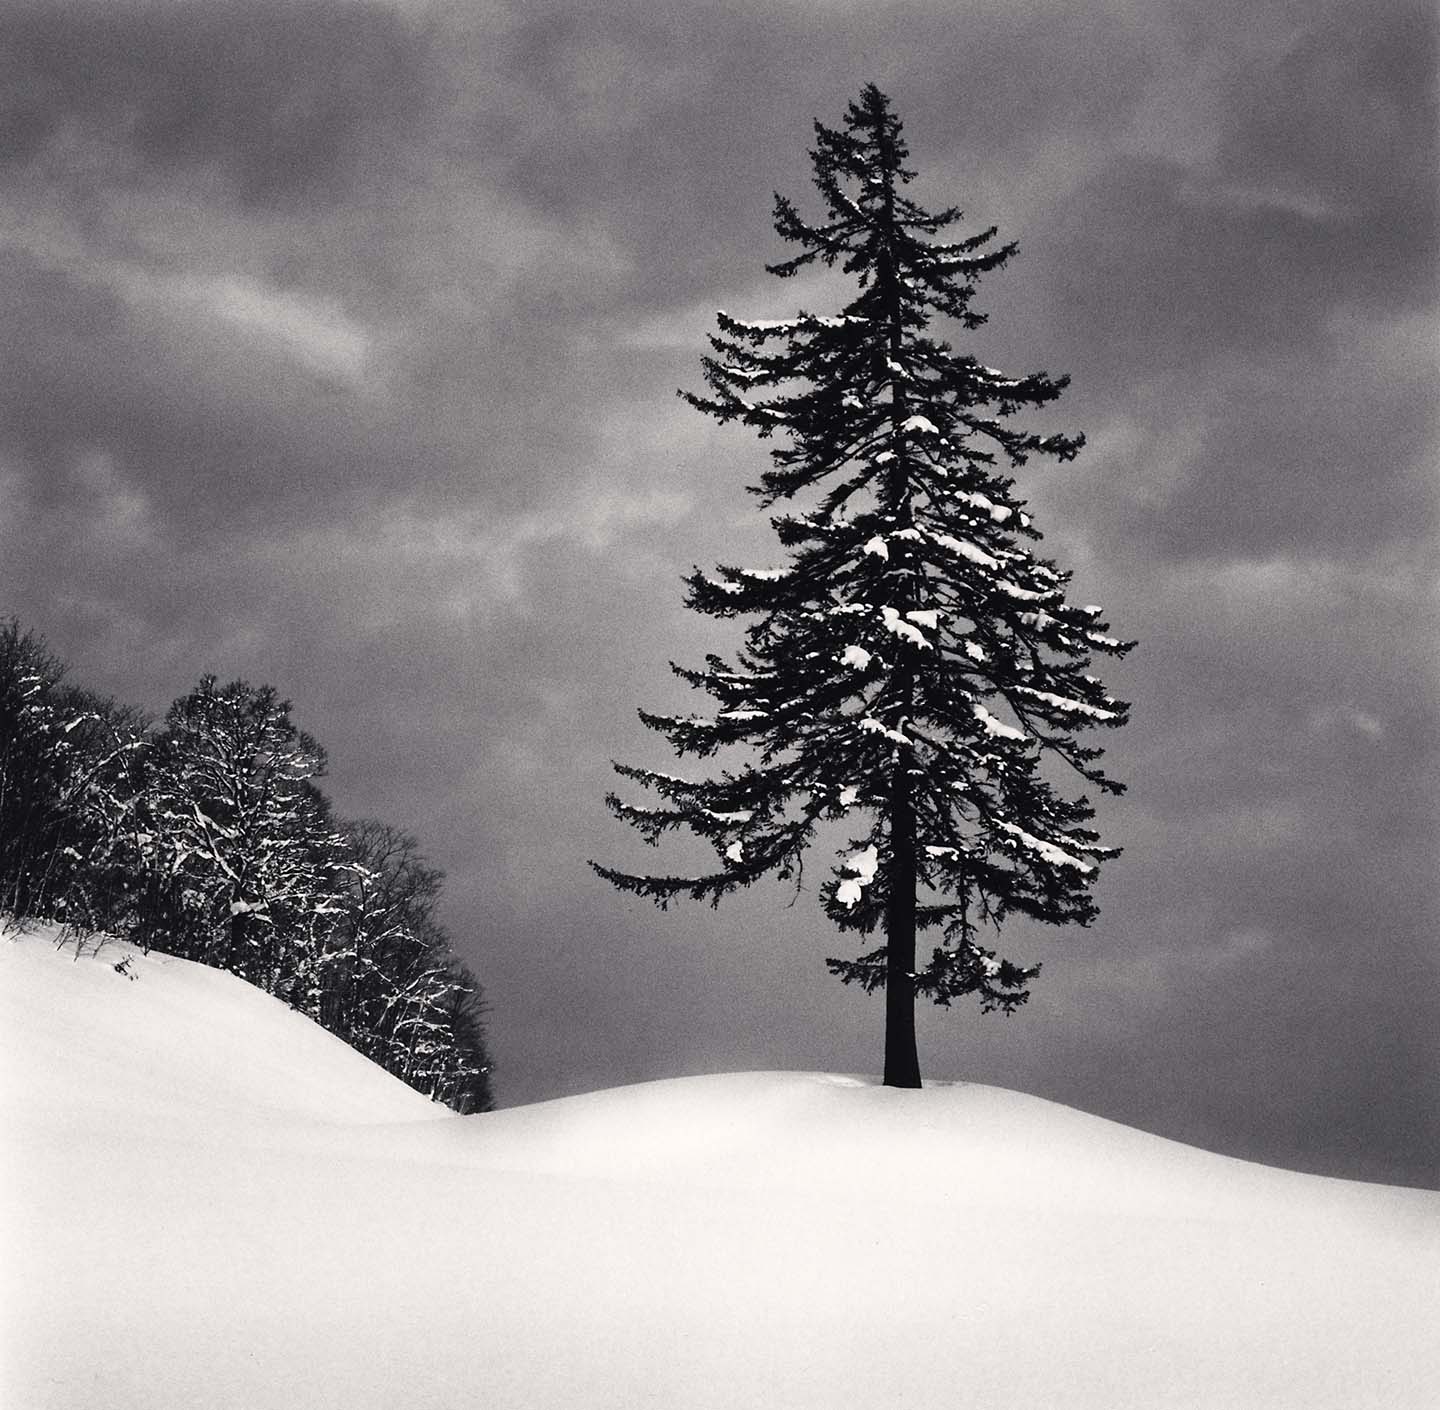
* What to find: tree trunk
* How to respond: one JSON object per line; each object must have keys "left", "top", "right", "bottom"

{"left": 229, "top": 904, "right": 247, "bottom": 978}
{"left": 883, "top": 753, "right": 921, "bottom": 1087}
{"left": 878, "top": 109, "right": 920, "bottom": 1088}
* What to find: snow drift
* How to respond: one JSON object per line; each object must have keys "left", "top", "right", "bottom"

{"left": 3, "top": 925, "right": 1437, "bottom": 1409}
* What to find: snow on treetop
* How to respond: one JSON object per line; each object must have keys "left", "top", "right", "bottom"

{"left": 998, "top": 821, "right": 1093, "bottom": 874}
{"left": 997, "top": 579, "right": 1047, "bottom": 603}
{"left": 859, "top": 717, "right": 911, "bottom": 747}
{"left": 863, "top": 535, "right": 889, "bottom": 559}
{"left": 845, "top": 845, "right": 879, "bottom": 879}
{"left": 836, "top": 844, "right": 879, "bottom": 907}
{"left": 717, "top": 312, "right": 800, "bottom": 333}
{"left": 841, "top": 645, "right": 873, "bottom": 671}
{"left": 973, "top": 703, "right": 1026, "bottom": 743}
{"left": 901, "top": 415, "right": 941, "bottom": 436}
{"left": 1017, "top": 687, "right": 1119, "bottom": 721}
{"left": 956, "top": 491, "right": 1012, "bottom": 524}
{"left": 880, "top": 607, "right": 930, "bottom": 648}
{"left": 704, "top": 568, "right": 790, "bottom": 594}
{"left": 930, "top": 531, "right": 1001, "bottom": 571}
{"left": 717, "top": 311, "right": 868, "bottom": 333}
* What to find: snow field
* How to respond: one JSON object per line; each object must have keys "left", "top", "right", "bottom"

{"left": 3, "top": 926, "right": 1437, "bottom": 1409}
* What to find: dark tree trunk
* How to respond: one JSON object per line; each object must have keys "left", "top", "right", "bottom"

{"left": 876, "top": 136, "right": 920, "bottom": 1089}
{"left": 228, "top": 903, "right": 248, "bottom": 979}
{"left": 883, "top": 754, "right": 921, "bottom": 1087}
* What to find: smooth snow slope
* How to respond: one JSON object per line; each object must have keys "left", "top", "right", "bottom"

{"left": 3, "top": 927, "right": 1437, "bottom": 1410}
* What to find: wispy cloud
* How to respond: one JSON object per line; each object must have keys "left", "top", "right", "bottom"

{"left": 1310, "top": 705, "right": 1386, "bottom": 741}
{"left": 169, "top": 273, "right": 377, "bottom": 385}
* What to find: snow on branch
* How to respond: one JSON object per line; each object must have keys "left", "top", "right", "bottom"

{"left": 997, "top": 822, "right": 1094, "bottom": 874}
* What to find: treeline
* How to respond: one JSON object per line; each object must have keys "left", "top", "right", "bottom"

{"left": 0, "top": 619, "right": 492, "bottom": 1113}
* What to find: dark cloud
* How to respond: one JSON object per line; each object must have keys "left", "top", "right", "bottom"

{"left": 489, "top": 0, "right": 1156, "bottom": 307}
{"left": 0, "top": 0, "right": 1434, "bottom": 1184}
{"left": 1214, "top": 0, "right": 1437, "bottom": 248}
{"left": 0, "top": 0, "right": 430, "bottom": 207}
{"left": 1140, "top": 341, "right": 1434, "bottom": 561}
{"left": 1022, "top": 312, "right": 1435, "bottom": 566}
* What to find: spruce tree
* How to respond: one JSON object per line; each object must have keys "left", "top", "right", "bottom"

{"left": 593, "top": 85, "right": 1132, "bottom": 1087}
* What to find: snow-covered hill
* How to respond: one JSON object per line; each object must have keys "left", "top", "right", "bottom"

{"left": 3, "top": 925, "right": 1437, "bottom": 1409}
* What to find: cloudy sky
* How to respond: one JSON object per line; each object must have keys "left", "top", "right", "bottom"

{"left": 2, "top": 0, "right": 1435, "bottom": 1183}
